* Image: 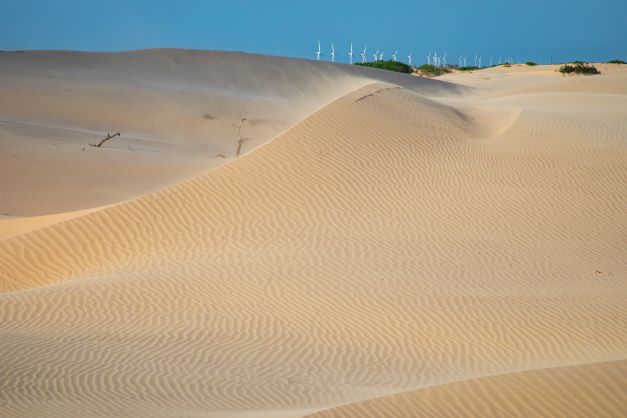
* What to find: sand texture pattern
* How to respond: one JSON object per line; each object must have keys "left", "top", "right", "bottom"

{"left": 1, "top": 52, "right": 626, "bottom": 417}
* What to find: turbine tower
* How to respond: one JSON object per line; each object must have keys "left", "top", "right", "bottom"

{"left": 392, "top": 50, "right": 398, "bottom": 61}
{"left": 373, "top": 50, "right": 379, "bottom": 61}
{"left": 442, "top": 53, "right": 447, "bottom": 67}
{"left": 349, "top": 42, "right": 353, "bottom": 64}
{"left": 330, "top": 43, "right": 335, "bottom": 63}
{"left": 427, "top": 53, "right": 431, "bottom": 65}
{"left": 379, "top": 51, "right": 384, "bottom": 60}
{"left": 361, "top": 46, "right": 367, "bottom": 63}
{"left": 407, "top": 53, "right": 412, "bottom": 66}
{"left": 316, "top": 40, "right": 321, "bottom": 61}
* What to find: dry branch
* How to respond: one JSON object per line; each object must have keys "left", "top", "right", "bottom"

{"left": 90, "top": 132, "right": 120, "bottom": 147}
{"left": 235, "top": 119, "right": 251, "bottom": 157}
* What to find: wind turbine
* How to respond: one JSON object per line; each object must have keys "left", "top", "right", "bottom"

{"left": 330, "top": 43, "right": 335, "bottom": 63}
{"left": 349, "top": 42, "right": 353, "bottom": 64}
{"left": 433, "top": 51, "right": 439, "bottom": 67}
{"left": 379, "top": 51, "right": 384, "bottom": 60}
{"left": 407, "top": 53, "right": 412, "bottom": 66}
{"left": 478, "top": 56, "right": 482, "bottom": 67}
{"left": 427, "top": 53, "right": 431, "bottom": 65}
{"left": 361, "top": 46, "right": 367, "bottom": 63}
{"left": 373, "top": 50, "right": 379, "bottom": 61}
{"left": 442, "top": 53, "right": 447, "bottom": 67}
{"left": 392, "top": 49, "right": 398, "bottom": 61}
{"left": 316, "top": 41, "right": 321, "bottom": 61}
{"left": 474, "top": 53, "right": 478, "bottom": 67}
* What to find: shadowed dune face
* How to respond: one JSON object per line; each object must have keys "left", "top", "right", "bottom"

{"left": 1, "top": 61, "right": 627, "bottom": 418}
{"left": 0, "top": 50, "right": 464, "bottom": 216}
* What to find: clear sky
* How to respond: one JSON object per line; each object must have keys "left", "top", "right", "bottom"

{"left": 2, "top": 0, "right": 625, "bottom": 65}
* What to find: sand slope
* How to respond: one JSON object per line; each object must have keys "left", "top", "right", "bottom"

{"left": 0, "top": 50, "right": 463, "bottom": 216}
{"left": 1, "top": 54, "right": 626, "bottom": 417}
{"left": 307, "top": 360, "right": 627, "bottom": 417}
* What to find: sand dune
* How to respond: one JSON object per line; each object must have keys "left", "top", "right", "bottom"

{"left": 0, "top": 52, "right": 626, "bottom": 417}
{"left": 0, "top": 50, "right": 463, "bottom": 216}
{"left": 307, "top": 360, "right": 627, "bottom": 417}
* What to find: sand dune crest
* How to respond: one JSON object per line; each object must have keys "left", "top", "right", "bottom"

{"left": 1, "top": 54, "right": 626, "bottom": 417}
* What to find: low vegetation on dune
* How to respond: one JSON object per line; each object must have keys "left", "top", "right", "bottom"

{"left": 458, "top": 66, "right": 481, "bottom": 71}
{"left": 503, "top": 63, "right": 512, "bottom": 67}
{"left": 559, "top": 62, "right": 600, "bottom": 75}
{"left": 354, "top": 60, "right": 413, "bottom": 74}
{"left": 415, "top": 64, "right": 451, "bottom": 77}
{"left": 607, "top": 59, "right": 625, "bottom": 64}
{"left": 525, "top": 61, "right": 537, "bottom": 66}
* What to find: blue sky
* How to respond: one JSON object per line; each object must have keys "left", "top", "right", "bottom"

{"left": 2, "top": 0, "right": 625, "bottom": 64}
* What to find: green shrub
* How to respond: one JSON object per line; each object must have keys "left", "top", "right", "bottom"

{"left": 607, "top": 59, "right": 626, "bottom": 64}
{"left": 559, "top": 62, "right": 600, "bottom": 75}
{"left": 415, "top": 64, "right": 451, "bottom": 76}
{"left": 525, "top": 61, "right": 537, "bottom": 66}
{"left": 458, "top": 66, "right": 480, "bottom": 71}
{"left": 503, "top": 63, "right": 511, "bottom": 67}
{"left": 354, "top": 60, "right": 413, "bottom": 74}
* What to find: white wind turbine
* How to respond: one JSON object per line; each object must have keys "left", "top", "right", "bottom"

{"left": 349, "top": 42, "right": 353, "bottom": 64}
{"left": 427, "top": 52, "right": 431, "bottom": 65}
{"left": 373, "top": 50, "right": 379, "bottom": 61}
{"left": 316, "top": 40, "right": 321, "bottom": 61}
{"left": 361, "top": 46, "right": 367, "bottom": 63}
{"left": 433, "top": 51, "right": 439, "bottom": 67}
{"left": 392, "top": 49, "right": 398, "bottom": 61}
{"left": 407, "top": 53, "right": 412, "bottom": 66}
{"left": 379, "top": 51, "right": 385, "bottom": 60}
{"left": 442, "top": 53, "right": 447, "bottom": 67}
{"left": 330, "top": 43, "right": 335, "bottom": 63}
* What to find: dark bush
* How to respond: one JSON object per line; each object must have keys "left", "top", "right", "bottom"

{"left": 416, "top": 64, "right": 451, "bottom": 76}
{"left": 354, "top": 60, "right": 413, "bottom": 74}
{"left": 458, "top": 66, "right": 480, "bottom": 71}
{"left": 503, "top": 63, "right": 511, "bottom": 67}
{"left": 525, "top": 61, "right": 537, "bottom": 66}
{"left": 607, "top": 59, "right": 626, "bottom": 64}
{"left": 559, "top": 62, "right": 600, "bottom": 75}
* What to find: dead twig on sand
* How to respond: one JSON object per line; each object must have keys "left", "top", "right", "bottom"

{"left": 353, "top": 86, "right": 400, "bottom": 103}
{"left": 90, "top": 132, "right": 120, "bottom": 148}
{"left": 235, "top": 119, "right": 251, "bottom": 157}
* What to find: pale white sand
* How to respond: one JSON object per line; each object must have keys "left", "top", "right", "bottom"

{"left": 0, "top": 51, "right": 626, "bottom": 417}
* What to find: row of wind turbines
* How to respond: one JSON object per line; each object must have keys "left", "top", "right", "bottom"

{"left": 316, "top": 41, "right": 520, "bottom": 68}
{"left": 317, "top": 41, "right": 411, "bottom": 65}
